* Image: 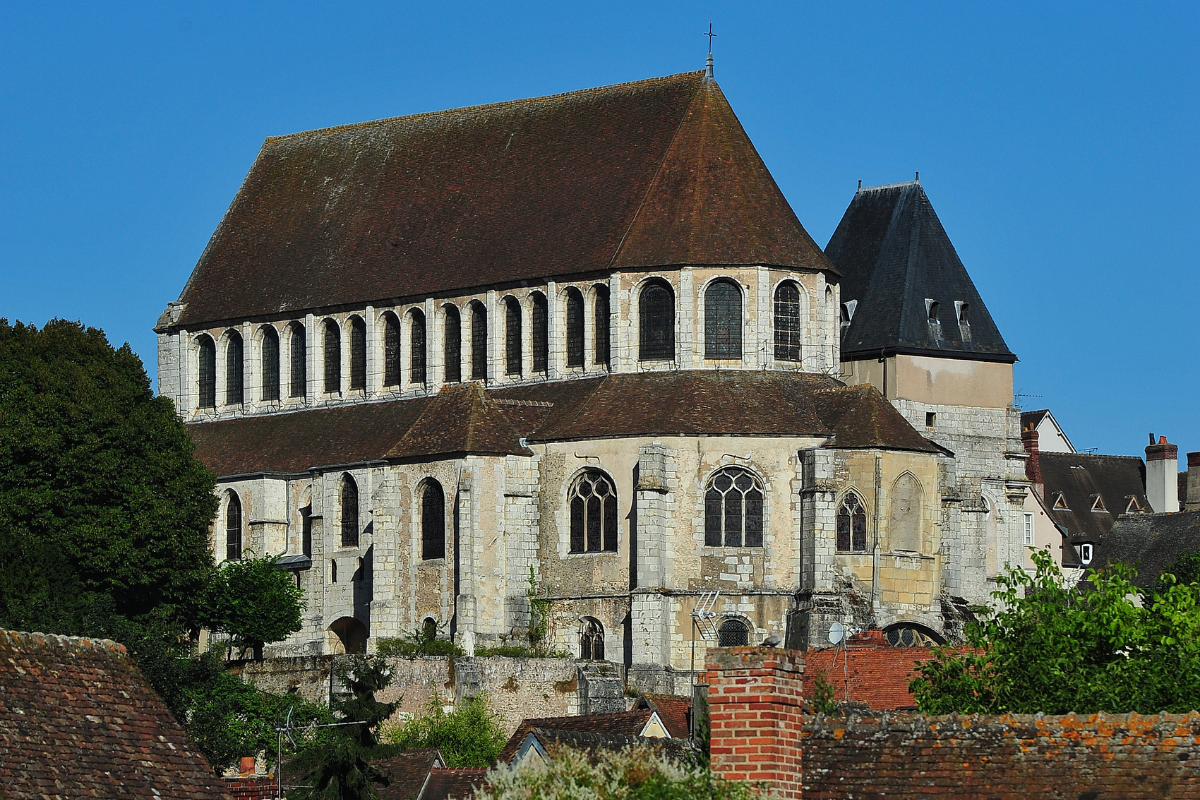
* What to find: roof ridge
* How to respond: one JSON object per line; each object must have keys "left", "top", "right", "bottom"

{"left": 266, "top": 71, "right": 706, "bottom": 144}
{"left": 1, "top": 628, "right": 127, "bottom": 654}
{"left": 857, "top": 180, "right": 921, "bottom": 193}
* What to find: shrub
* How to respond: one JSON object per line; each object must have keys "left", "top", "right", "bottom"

{"left": 383, "top": 693, "right": 507, "bottom": 767}
{"left": 376, "top": 620, "right": 463, "bottom": 658}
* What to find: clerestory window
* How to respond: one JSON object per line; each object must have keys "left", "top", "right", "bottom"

{"left": 638, "top": 281, "right": 674, "bottom": 362}
{"left": 774, "top": 281, "right": 802, "bottom": 362}
{"left": 704, "top": 279, "right": 742, "bottom": 359}
{"left": 197, "top": 335, "right": 216, "bottom": 409}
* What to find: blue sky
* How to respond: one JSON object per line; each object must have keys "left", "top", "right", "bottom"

{"left": 1, "top": 2, "right": 1196, "bottom": 463}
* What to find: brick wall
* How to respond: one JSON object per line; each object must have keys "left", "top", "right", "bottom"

{"left": 223, "top": 776, "right": 277, "bottom": 800}
{"left": 705, "top": 647, "right": 1200, "bottom": 799}
{"left": 705, "top": 646, "right": 805, "bottom": 800}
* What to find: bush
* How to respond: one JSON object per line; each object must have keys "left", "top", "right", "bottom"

{"left": 376, "top": 620, "right": 463, "bottom": 658}
{"left": 383, "top": 693, "right": 507, "bottom": 767}
{"left": 478, "top": 745, "right": 757, "bottom": 800}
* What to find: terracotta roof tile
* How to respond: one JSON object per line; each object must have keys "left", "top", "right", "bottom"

{"left": 639, "top": 694, "right": 691, "bottom": 738}
{"left": 813, "top": 385, "right": 939, "bottom": 453}
{"left": 417, "top": 767, "right": 488, "bottom": 800}
{"left": 387, "top": 383, "right": 531, "bottom": 460}
{"left": 172, "top": 72, "right": 828, "bottom": 330}
{"left": 0, "top": 629, "right": 232, "bottom": 800}
{"left": 375, "top": 748, "right": 444, "bottom": 800}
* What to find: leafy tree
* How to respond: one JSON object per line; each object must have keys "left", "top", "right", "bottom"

{"left": 1156, "top": 548, "right": 1200, "bottom": 594}
{"left": 204, "top": 552, "right": 305, "bottom": 659}
{"left": 290, "top": 655, "right": 401, "bottom": 800}
{"left": 0, "top": 319, "right": 218, "bottom": 632}
{"left": 910, "top": 548, "right": 1200, "bottom": 714}
{"left": 478, "top": 745, "right": 755, "bottom": 800}
{"left": 384, "top": 693, "right": 507, "bottom": 767}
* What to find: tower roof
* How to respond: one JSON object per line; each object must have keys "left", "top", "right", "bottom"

{"left": 825, "top": 181, "right": 1015, "bottom": 363}
{"left": 170, "top": 72, "right": 832, "bottom": 330}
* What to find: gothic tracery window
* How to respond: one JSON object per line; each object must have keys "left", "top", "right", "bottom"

{"left": 593, "top": 285, "right": 610, "bottom": 368}
{"left": 639, "top": 281, "right": 674, "bottom": 361}
{"left": 225, "top": 331, "right": 244, "bottom": 406}
{"left": 443, "top": 305, "right": 461, "bottom": 383}
{"left": 569, "top": 470, "right": 618, "bottom": 553}
{"left": 505, "top": 297, "right": 522, "bottom": 376}
{"left": 421, "top": 479, "right": 446, "bottom": 560}
{"left": 261, "top": 327, "right": 280, "bottom": 402}
{"left": 197, "top": 335, "right": 216, "bottom": 409}
{"left": 383, "top": 313, "right": 401, "bottom": 387}
{"left": 704, "top": 467, "right": 764, "bottom": 548}
{"left": 349, "top": 316, "right": 366, "bottom": 391}
{"left": 565, "top": 288, "right": 584, "bottom": 368}
{"left": 409, "top": 309, "right": 426, "bottom": 385}
{"left": 531, "top": 292, "right": 548, "bottom": 374}
{"left": 289, "top": 324, "right": 306, "bottom": 399}
{"left": 323, "top": 319, "right": 341, "bottom": 394}
{"left": 341, "top": 474, "right": 359, "bottom": 547}
{"left": 225, "top": 491, "right": 242, "bottom": 561}
{"left": 773, "top": 282, "right": 802, "bottom": 362}
{"left": 470, "top": 302, "right": 487, "bottom": 381}
{"left": 704, "top": 279, "right": 742, "bottom": 359}
{"left": 580, "top": 617, "right": 605, "bottom": 660}
{"left": 836, "top": 491, "right": 868, "bottom": 552}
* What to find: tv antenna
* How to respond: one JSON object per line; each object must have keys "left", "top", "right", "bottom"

{"left": 827, "top": 621, "right": 860, "bottom": 704}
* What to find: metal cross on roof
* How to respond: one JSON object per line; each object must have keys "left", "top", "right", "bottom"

{"left": 705, "top": 23, "right": 716, "bottom": 53}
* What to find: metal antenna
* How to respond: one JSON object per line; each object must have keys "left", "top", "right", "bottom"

{"left": 704, "top": 23, "right": 716, "bottom": 79}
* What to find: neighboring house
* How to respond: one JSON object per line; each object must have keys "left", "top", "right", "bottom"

{"left": 1020, "top": 409, "right": 1075, "bottom": 454}
{"left": 497, "top": 708, "right": 697, "bottom": 768}
{"left": 374, "top": 749, "right": 490, "bottom": 800}
{"left": 159, "top": 65, "right": 1029, "bottom": 682}
{"left": 0, "top": 629, "right": 231, "bottom": 800}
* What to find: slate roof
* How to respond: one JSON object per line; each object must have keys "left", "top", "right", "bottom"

{"left": 0, "top": 629, "right": 231, "bottom": 800}
{"left": 825, "top": 181, "right": 1015, "bottom": 363}
{"left": 417, "top": 767, "right": 488, "bottom": 800}
{"left": 188, "top": 373, "right": 936, "bottom": 477}
{"left": 519, "top": 728, "right": 697, "bottom": 766}
{"left": 1037, "top": 452, "right": 1149, "bottom": 549}
{"left": 375, "top": 748, "right": 444, "bottom": 800}
{"left": 1097, "top": 511, "right": 1200, "bottom": 590}
{"left": 170, "top": 72, "right": 832, "bottom": 330}
{"left": 497, "top": 710, "right": 656, "bottom": 764}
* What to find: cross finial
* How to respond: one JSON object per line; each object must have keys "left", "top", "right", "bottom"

{"left": 704, "top": 23, "right": 716, "bottom": 80}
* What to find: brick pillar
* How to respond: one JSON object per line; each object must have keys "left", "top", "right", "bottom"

{"left": 706, "top": 646, "right": 805, "bottom": 799}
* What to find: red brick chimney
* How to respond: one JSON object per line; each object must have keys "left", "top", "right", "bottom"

{"left": 1022, "top": 424, "right": 1042, "bottom": 485}
{"left": 706, "top": 647, "right": 805, "bottom": 799}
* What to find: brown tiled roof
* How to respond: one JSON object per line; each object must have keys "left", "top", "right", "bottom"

{"left": 417, "top": 767, "right": 488, "bottom": 800}
{"left": 387, "top": 383, "right": 532, "bottom": 460}
{"left": 0, "top": 629, "right": 232, "bottom": 800}
{"left": 497, "top": 710, "right": 654, "bottom": 764}
{"left": 639, "top": 693, "right": 692, "bottom": 738}
{"left": 375, "top": 748, "right": 444, "bottom": 800}
{"left": 171, "top": 72, "right": 832, "bottom": 330}
{"left": 188, "top": 373, "right": 937, "bottom": 477}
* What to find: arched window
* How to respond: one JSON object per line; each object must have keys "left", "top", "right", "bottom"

{"left": 301, "top": 503, "right": 313, "bottom": 557}
{"left": 470, "top": 302, "right": 487, "bottom": 381}
{"left": 717, "top": 618, "right": 749, "bottom": 647}
{"left": 323, "top": 320, "right": 341, "bottom": 394}
{"left": 569, "top": 470, "right": 618, "bottom": 553}
{"left": 444, "top": 305, "right": 461, "bottom": 383}
{"left": 421, "top": 480, "right": 445, "bottom": 560}
{"left": 197, "top": 336, "right": 216, "bottom": 409}
{"left": 504, "top": 297, "right": 522, "bottom": 376}
{"left": 836, "top": 492, "right": 868, "bottom": 553}
{"left": 580, "top": 617, "right": 605, "bottom": 661}
{"left": 349, "top": 316, "right": 366, "bottom": 391}
{"left": 225, "top": 332, "right": 244, "bottom": 406}
{"left": 704, "top": 280, "right": 742, "bottom": 359}
{"left": 330, "top": 559, "right": 338, "bottom": 584}
{"left": 594, "top": 285, "right": 610, "bottom": 368}
{"left": 409, "top": 309, "right": 426, "bottom": 385}
{"left": 341, "top": 474, "right": 359, "bottom": 547}
{"left": 383, "top": 313, "right": 401, "bottom": 387}
{"left": 884, "top": 623, "right": 943, "bottom": 648}
{"left": 639, "top": 281, "right": 674, "bottom": 361}
{"left": 225, "top": 492, "right": 242, "bottom": 561}
{"left": 565, "top": 288, "right": 584, "bottom": 368}
{"left": 289, "top": 324, "right": 306, "bottom": 399}
{"left": 704, "top": 467, "right": 764, "bottom": 548}
{"left": 773, "top": 282, "right": 802, "bottom": 362}
{"left": 531, "top": 292, "right": 548, "bottom": 374}
{"left": 261, "top": 327, "right": 280, "bottom": 402}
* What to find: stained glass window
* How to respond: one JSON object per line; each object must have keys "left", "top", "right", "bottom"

{"left": 704, "top": 280, "right": 742, "bottom": 359}
{"left": 639, "top": 282, "right": 674, "bottom": 361}
{"left": 505, "top": 297, "right": 522, "bottom": 376}
{"left": 836, "top": 492, "right": 868, "bottom": 552}
{"left": 422, "top": 480, "right": 445, "bottom": 560}
{"left": 225, "top": 492, "right": 242, "bottom": 561}
{"left": 409, "top": 309, "right": 426, "bottom": 385}
{"left": 383, "top": 313, "right": 401, "bottom": 387}
{"left": 531, "top": 293, "right": 548, "bottom": 373}
{"left": 774, "top": 282, "right": 802, "bottom": 362}
{"left": 565, "top": 289, "right": 584, "bottom": 368}
{"left": 261, "top": 327, "right": 280, "bottom": 401}
{"left": 594, "top": 285, "right": 610, "bottom": 368}
{"left": 324, "top": 320, "right": 341, "bottom": 394}
{"left": 289, "top": 324, "right": 306, "bottom": 399}
{"left": 470, "top": 302, "right": 487, "bottom": 381}
{"left": 444, "top": 305, "right": 461, "bottom": 383}
{"left": 703, "top": 467, "right": 764, "bottom": 547}
{"left": 341, "top": 474, "right": 359, "bottom": 547}
{"left": 225, "top": 332, "right": 244, "bottom": 406}
{"left": 349, "top": 316, "right": 366, "bottom": 391}
{"left": 569, "top": 470, "right": 618, "bottom": 553}
{"left": 198, "top": 336, "right": 216, "bottom": 409}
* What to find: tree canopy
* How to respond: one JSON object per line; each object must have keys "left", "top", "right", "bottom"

{"left": 384, "top": 693, "right": 507, "bottom": 767}
{"left": 0, "top": 319, "right": 217, "bottom": 632}
{"left": 204, "top": 552, "right": 305, "bottom": 659}
{"left": 911, "top": 548, "right": 1200, "bottom": 715}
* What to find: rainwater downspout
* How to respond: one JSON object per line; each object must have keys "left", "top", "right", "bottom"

{"left": 872, "top": 453, "right": 882, "bottom": 605}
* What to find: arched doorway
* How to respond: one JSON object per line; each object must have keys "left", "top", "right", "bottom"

{"left": 328, "top": 617, "right": 368, "bottom": 654}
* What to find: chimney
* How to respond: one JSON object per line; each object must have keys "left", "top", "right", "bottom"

{"left": 1145, "top": 434, "right": 1179, "bottom": 513}
{"left": 1186, "top": 452, "right": 1200, "bottom": 512}
{"left": 1022, "top": 424, "right": 1042, "bottom": 485}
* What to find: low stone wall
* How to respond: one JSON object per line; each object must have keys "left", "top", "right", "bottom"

{"left": 231, "top": 655, "right": 333, "bottom": 706}
{"left": 457, "top": 657, "right": 582, "bottom": 732}
{"left": 801, "top": 711, "right": 1200, "bottom": 799}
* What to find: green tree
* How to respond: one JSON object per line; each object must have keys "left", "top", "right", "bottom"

{"left": 0, "top": 319, "right": 218, "bottom": 631}
{"left": 1157, "top": 548, "right": 1200, "bottom": 593}
{"left": 384, "top": 693, "right": 507, "bottom": 767}
{"left": 204, "top": 553, "right": 305, "bottom": 659}
{"left": 910, "top": 548, "right": 1200, "bottom": 714}
{"left": 478, "top": 745, "right": 755, "bottom": 800}
{"left": 290, "top": 655, "right": 401, "bottom": 800}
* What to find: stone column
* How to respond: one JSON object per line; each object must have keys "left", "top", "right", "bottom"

{"left": 706, "top": 646, "right": 805, "bottom": 800}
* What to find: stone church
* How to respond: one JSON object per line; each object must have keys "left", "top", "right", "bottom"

{"left": 156, "top": 67, "right": 1026, "bottom": 685}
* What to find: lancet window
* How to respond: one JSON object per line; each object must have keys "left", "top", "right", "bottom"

{"left": 580, "top": 618, "right": 605, "bottom": 661}
{"left": 421, "top": 480, "right": 446, "bottom": 560}
{"left": 443, "top": 305, "right": 461, "bottom": 383}
{"left": 594, "top": 285, "right": 610, "bottom": 368}
{"left": 409, "top": 309, "right": 426, "bottom": 385}
{"left": 225, "top": 491, "right": 242, "bottom": 561}
{"left": 505, "top": 297, "right": 522, "bottom": 376}
{"left": 773, "top": 281, "right": 802, "bottom": 362}
{"left": 260, "top": 327, "right": 280, "bottom": 401}
{"left": 532, "top": 292, "right": 548, "bottom": 374}
{"left": 197, "top": 335, "right": 216, "bottom": 409}
{"left": 383, "top": 313, "right": 401, "bottom": 387}
{"left": 704, "top": 467, "right": 764, "bottom": 547}
{"left": 289, "top": 324, "right": 306, "bottom": 399}
{"left": 323, "top": 320, "right": 341, "bottom": 394}
{"left": 470, "top": 302, "right": 487, "bottom": 381}
{"left": 836, "top": 491, "right": 868, "bottom": 552}
{"left": 639, "top": 281, "right": 674, "bottom": 361}
{"left": 704, "top": 279, "right": 742, "bottom": 359}
{"left": 565, "top": 288, "right": 584, "bottom": 368}
{"left": 349, "top": 316, "right": 366, "bottom": 391}
{"left": 569, "top": 470, "right": 618, "bottom": 553}
{"left": 341, "top": 474, "right": 359, "bottom": 547}
{"left": 225, "top": 332, "right": 244, "bottom": 406}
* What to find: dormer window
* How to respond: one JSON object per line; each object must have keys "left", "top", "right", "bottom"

{"left": 1080, "top": 543, "right": 1094, "bottom": 565}
{"left": 1052, "top": 492, "right": 1069, "bottom": 510}
{"left": 1091, "top": 494, "right": 1106, "bottom": 513}
{"left": 925, "top": 299, "right": 939, "bottom": 321}
{"left": 1125, "top": 496, "right": 1145, "bottom": 513}
{"left": 955, "top": 301, "right": 969, "bottom": 324}
{"left": 841, "top": 299, "right": 857, "bottom": 324}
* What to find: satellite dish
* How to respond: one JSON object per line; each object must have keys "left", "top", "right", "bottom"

{"left": 828, "top": 622, "right": 845, "bottom": 645}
